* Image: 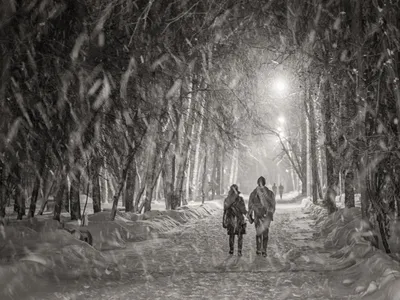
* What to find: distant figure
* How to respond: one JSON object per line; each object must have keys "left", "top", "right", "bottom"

{"left": 222, "top": 184, "right": 247, "bottom": 256}
{"left": 279, "top": 184, "right": 284, "bottom": 200}
{"left": 272, "top": 183, "right": 277, "bottom": 199}
{"left": 248, "top": 176, "right": 276, "bottom": 257}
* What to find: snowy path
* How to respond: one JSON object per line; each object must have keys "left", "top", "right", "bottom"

{"left": 31, "top": 196, "right": 352, "bottom": 300}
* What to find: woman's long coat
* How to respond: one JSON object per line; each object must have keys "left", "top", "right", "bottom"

{"left": 223, "top": 196, "right": 247, "bottom": 235}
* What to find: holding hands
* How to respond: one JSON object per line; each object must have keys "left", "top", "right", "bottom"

{"left": 247, "top": 212, "right": 254, "bottom": 224}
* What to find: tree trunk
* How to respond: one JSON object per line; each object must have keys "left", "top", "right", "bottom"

{"left": 134, "top": 185, "right": 146, "bottom": 212}
{"left": 377, "top": 212, "right": 391, "bottom": 253}
{"left": 233, "top": 150, "right": 239, "bottom": 184}
{"left": 318, "top": 147, "right": 325, "bottom": 197}
{"left": 306, "top": 91, "right": 322, "bottom": 204}
{"left": 359, "top": 169, "right": 369, "bottom": 218}
{"left": 92, "top": 160, "right": 102, "bottom": 213}
{"left": 100, "top": 165, "right": 108, "bottom": 203}
{"left": 201, "top": 151, "right": 208, "bottom": 204}
{"left": 16, "top": 185, "right": 26, "bottom": 220}
{"left": 211, "top": 143, "right": 218, "bottom": 200}
{"left": 395, "top": 177, "right": 400, "bottom": 217}
{"left": 185, "top": 110, "right": 198, "bottom": 203}
{"left": 214, "top": 143, "right": 221, "bottom": 196}
{"left": 143, "top": 135, "right": 159, "bottom": 213}
{"left": 108, "top": 174, "right": 117, "bottom": 203}
{"left": 110, "top": 119, "right": 147, "bottom": 218}
{"left": 53, "top": 173, "right": 67, "bottom": 221}
{"left": 290, "top": 169, "right": 296, "bottom": 194}
{"left": 64, "top": 175, "right": 71, "bottom": 212}
{"left": 163, "top": 150, "right": 175, "bottom": 210}
{"left": 15, "top": 166, "right": 25, "bottom": 220}
{"left": 38, "top": 171, "right": 56, "bottom": 215}
{"left": 185, "top": 157, "right": 192, "bottom": 202}
{"left": 354, "top": 0, "right": 368, "bottom": 218}
{"left": 381, "top": 2, "right": 400, "bottom": 140}
{"left": 143, "top": 126, "right": 175, "bottom": 212}
{"left": 1, "top": 165, "right": 7, "bottom": 218}
{"left": 366, "top": 163, "right": 391, "bottom": 253}
{"left": 70, "top": 170, "right": 81, "bottom": 220}
{"left": 306, "top": 115, "right": 311, "bottom": 198}
{"left": 143, "top": 165, "right": 164, "bottom": 213}
{"left": 322, "top": 79, "right": 338, "bottom": 214}
{"left": 174, "top": 78, "right": 197, "bottom": 207}
{"left": 344, "top": 170, "right": 355, "bottom": 208}
{"left": 155, "top": 173, "right": 162, "bottom": 201}
{"left": 220, "top": 149, "right": 225, "bottom": 195}
{"left": 360, "top": 104, "right": 375, "bottom": 219}
{"left": 144, "top": 188, "right": 152, "bottom": 213}
{"left": 28, "top": 149, "right": 47, "bottom": 218}
{"left": 175, "top": 151, "right": 190, "bottom": 206}
{"left": 191, "top": 97, "right": 206, "bottom": 201}
{"left": 124, "top": 161, "right": 136, "bottom": 212}
{"left": 162, "top": 172, "right": 169, "bottom": 209}
{"left": 300, "top": 106, "right": 308, "bottom": 196}
{"left": 340, "top": 38, "right": 358, "bottom": 209}
{"left": 229, "top": 150, "right": 236, "bottom": 185}
{"left": 111, "top": 154, "right": 134, "bottom": 220}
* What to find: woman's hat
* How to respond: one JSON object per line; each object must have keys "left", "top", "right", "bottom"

{"left": 231, "top": 184, "right": 241, "bottom": 194}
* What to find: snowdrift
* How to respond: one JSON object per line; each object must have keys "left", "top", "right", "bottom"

{"left": 0, "top": 202, "right": 219, "bottom": 299}
{"left": 83, "top": 203, "right": 219, "bottom": 250}
{"left": 0, "top": 221, "right": 118, "bottom": 299}
{"left": 303, "top": 198, "right": 400, "bottom": 299}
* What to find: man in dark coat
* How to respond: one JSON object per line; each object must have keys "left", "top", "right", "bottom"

{"left": 248, "top": 176, "right": 276, "bottom": 257}
{"left": 279, "top": 184, "right": 284, "bottom": 200}
{"left": 223, "top": 184, "right": 247, "bottom": 256}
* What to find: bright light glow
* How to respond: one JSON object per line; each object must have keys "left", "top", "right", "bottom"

{"left": 274, "top": 77, "right": 287, "bottom": 93}
{"left": 278, "top": 116, "right": 285, "bottom": 123}
{"left": 277, "top": 127, "right": 282, "bottom": 133}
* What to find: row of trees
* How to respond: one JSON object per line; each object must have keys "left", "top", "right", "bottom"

{"left": 2, "top": 0, "right": 399, "bottom": 255}
{"left": 271, "top": 0, "right": 400, "bottom": 253}
{"left": 0, "top": 0, "right": 280, "bottom": 222}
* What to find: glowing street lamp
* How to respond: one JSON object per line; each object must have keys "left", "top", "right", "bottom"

{"left": 278, "top": 116, "right": 285, "bottom": 124}
{"left": 273, "top": 77, "right": 288, "bottom": 94}
{"left": 274, "top": 78, "right": 287, "bottom": 92}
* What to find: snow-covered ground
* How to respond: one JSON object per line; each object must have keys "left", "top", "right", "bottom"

{"left": 3, "top": 192, "right": 400, "bottom": 299}
{"left": 0, "top": 200, "right": 221, "bottom": 299}
{"left": 14, "top": 193, "right": 335, "bottom": 300}
{"left": 303, "top": 197, "right": 400, "bottom": 300}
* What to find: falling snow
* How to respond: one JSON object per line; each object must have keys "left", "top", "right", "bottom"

{"left": 2, "top": 1, "right": 400, "bottom": 299}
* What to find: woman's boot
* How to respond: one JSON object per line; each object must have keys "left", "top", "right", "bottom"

{"left": 229, "top": 234, "right": 235, "bottom": 254}
{"left": 256, "top": 235, "right": 262, "bottom": 255}
{"left": 262, "top": 228, "right": 269, "bottom": 257}
{"left": 238, "top": 234, "right": 243, "bottom": 256}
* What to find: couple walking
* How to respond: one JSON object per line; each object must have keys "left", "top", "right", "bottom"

{"left": 222, "top": 176, "right": 276, "bottom": 257}
{"left": 272, "top": 183, "right": 284, "bottom": 200}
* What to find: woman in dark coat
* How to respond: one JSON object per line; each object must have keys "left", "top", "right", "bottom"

{"left": 223, "top": 184, "right": 247, "bottom": 256}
